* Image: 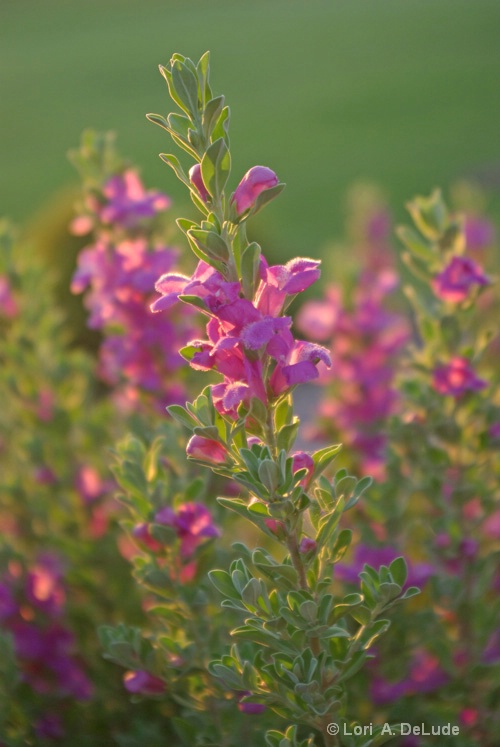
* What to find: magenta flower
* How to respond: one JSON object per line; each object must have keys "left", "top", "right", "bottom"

{"left": 295, "top": 289, "right": 341, "bottom": 342}
{"left": 186, "top": 435, "right": 229, "bottom": 465}
{"left": 74, "top": 465, "right": 112, "bottom": 504}
{"left": 25, "top": 554, "right": 65, "bottom": 616}
{"left": 231, "top": 166, "right": 279, "bottom": 216}
{"left": 255, "top": 257, "right": 321, "bottom": 316}
{"left": 189, "top": 163, "right": 210, "bottom": 203}
{"left": 464, "top": 215, "right": 495, "bottom": 251}
{"left": 371, "top": 650, "right": 448, "bottom": 706}
{"left": 270, "top": 340, "right": 332, "bottom": 396}
{"left": 71, "top": 165, "right": 198, "bottom": 408}
{"left": 123, "top": 670, "right": 166, "bottom": 695}
{"left": 156, "top": 502, "right": 219, "bottom": 558}
{"left": 99, "top": 170, "right": 171, "bottom": 228}
{"left": 296, "top": 251, "right": 409, "bottom": 479}
{"left": 488, "top": 422, "right": 500, "bottom": 440}
{"left": 432, "top": 256, "right": 490, "bottom": 303}
{"left": 34, "top": 713, "right": 65, "bottom": 740}
{"left": 236, "top": 691, "right": 266, "bottom": 715}
{"left": 299, "top": 537, "right": 317, "bottom": 554}
{"left": 0, "top": 582, "right": 17, "bottom": 620}
{"left": 432, "top": 357, "right": 487, "bottom": 398}
{"left": 0, "top": 275, "right": 17, "bottom": 318}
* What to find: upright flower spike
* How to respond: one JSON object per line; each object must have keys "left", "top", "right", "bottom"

{"left": 147, "top": 52, "right": 413, "bottom": 742}
{"left": 70, "top": 131, "right": 199, "bottom": 409}
{"left": 231, "top": 166, "right": 279, "bottom": 216}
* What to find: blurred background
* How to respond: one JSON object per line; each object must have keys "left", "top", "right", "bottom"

{"left": 2, "top": 0, "right": 500, "bottom": 260}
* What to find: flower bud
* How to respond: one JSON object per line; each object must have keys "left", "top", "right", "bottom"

{"left": 123, "top": 670, "right": 166, "bottom": 695}
{"left": 232, "top": 166, "right": 279, "bottom": 216}
{"left": 299, "top": 537, "right": 317, "bottom": 554}
{"left": 292, "top": 451, "right": 315, "bottom": 489}
{"left": 186, "top": 435, "right": 229, "bottom": 465}
{"left": 188, "top": 164, "right": 210, "bottom": 203}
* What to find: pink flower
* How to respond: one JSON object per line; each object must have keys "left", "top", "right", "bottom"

{"left": 236, "top": 691, "right": 266, "bottom": 715}
{"left": 189, "top": 163, "right": 210, "bottom": 203}
{"left": 432, "top": 357, "right": 487, "bottom": 398}
{"left": 231, "top": 166, "right": 279, "bottom": 216}
{"left": 371, "top": 650, "right": 448, "bottom": 706}
{"left": 123, "top": 670, "right": 166, "bottom": 695}
{"left": 74, "top": 465, "right": 111, "bottom": 504}
{"left": 255, "top": 257, "right": 321, "bottom": 317}
{"left": 432, "top": 256, "right": 490, "bottom": 303}
{"left": 99, "top": 170, "right": 170, "bottom": 228}
{"left": 296, "top": 289, "right": 341, "bottom": 342}
{"left": 0, "top": 275, "right": 17, "bottom": 317}
{"left": 464, "top": 215, "right": 495, "bottom": 251}
{"left": 299, "top": 537, "right": 317, "bottom": 554}
{"left": 34, "top": 713, "right": 65, "bottom": 740}
{"left": 270, "top": 340, "right": 331, "bottom": 396}
{"left": 155, "top": 503, "right": 219, "bottom": 559}
{"left": 186, "top": 435, "right": 229, "bottom": 464}
{"left": 26, "top": 555, "right": 65, "bottom": 616}
{"left": 489, "top": 422, "right": 500, "bottom": 440}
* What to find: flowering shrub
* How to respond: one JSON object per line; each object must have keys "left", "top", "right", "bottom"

{"left": 299, "top": 190, "right": 500, "bottom": 745}
{"left": 0, "top": 51, "right": 498, "bottom": 747}
{"left": 70, "top": 131, "right": 199, "bottom": 411}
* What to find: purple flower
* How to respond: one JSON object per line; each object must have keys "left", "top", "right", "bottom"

{"left": 432, "top": 256, "right": 490, "bottom": 303}
{"left": 464, "top": 215, "right": 495, "bottom": 251}
{"left": 99, "top": 170, "right": 171, "bottom": 228}
{"left": 270, "top": 340, "right": 332, "bottom": 395}
{"left": 74, "top": 465, "right": 112, "bottom": 504}
{"left": 123, "top": 670, "right": 166, "bottom": 695}
{"left": 34, "top": 713, "right": 65, "bottom": 740}
{"left": 295, "top": 289, "right": 341, "bottom": 342}
{"left": 236, "top": 691, "right": 266, "bottom": 715}
{"left": 156, "top": 503, "right": 219, "bottom": 559}
{"left": 255, "top": 257, "right": 321, "bottom": 316}
{"left": 25, "top": 554, "right": 65, "bottom": 616}
{"left": 0, "top": 275, "right": 17, "bottom": 317}
{"left": 231, "top": 166, "right": 279, "bottom": 216}
{"left": 489, "top": 422, "right": 500, "bottom": 440}
{"left": 299, "top": 537, "right": 317, "bottom": 554}
{"left": 0, "top": 583, "right": 17, "bottom": 620}
{"left": 71, "top": 164, "right": 198, "bottom": 409}
{"left": 433, "top": 357, "right": 487, "bottom": 398}
{"left": 371, "top": 650, "right": 448, "bottom": 706}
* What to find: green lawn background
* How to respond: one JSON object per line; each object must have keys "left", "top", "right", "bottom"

{"left": 2, "top": 0, "right": 500, "bottom": 259}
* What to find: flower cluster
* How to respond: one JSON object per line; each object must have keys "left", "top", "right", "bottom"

{"left": 0, "top": 554, "right": 92, "bottom": 739}
{"left": 298, "top": 205, "right": 409, "bottom": 479}
{"left": 70, "top": 133, "right": 198, "bottom": 409}
{"left": 153, "top": 253, "right": 329, "bottom": 420}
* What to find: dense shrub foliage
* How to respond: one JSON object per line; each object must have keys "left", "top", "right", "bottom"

{"left": 0, "top": 53, "right": 498, "bottom": 746}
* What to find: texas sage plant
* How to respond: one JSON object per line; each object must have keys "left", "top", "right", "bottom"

{"left": 103, "top": 52, "right": 418, "bottom": 747}
{"left": 299, "top": 189, "right": 500, "bottom": 746}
